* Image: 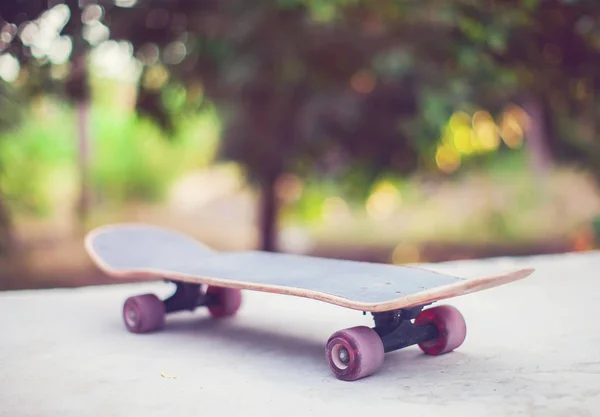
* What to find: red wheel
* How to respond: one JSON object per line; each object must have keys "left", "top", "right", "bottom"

{"left": 206, "top": 286, "right": 242, "bottom": 318}
{"left": 415, "top": 305, "right": 466, "bottom": 355}
{"left": 325, "top": 326, "right": 384, "bottom": 381}
{"left": 122, "top": 294, "right": 165, "bottom": 334}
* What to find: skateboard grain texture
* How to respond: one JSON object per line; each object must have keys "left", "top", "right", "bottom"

{"left": 85, "top": 224, "right": 535, "bottom": 311}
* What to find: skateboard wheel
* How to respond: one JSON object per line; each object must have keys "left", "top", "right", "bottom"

{"left": 122, "top": 294, "right": 165, "bottom": 333}
{"left": 415, "top": 305, "right": 466, "bottom": 355}
{"left": 206, "top": 286, "right": 242, "bottom": 318}
{"left": 325, "top": 326, "right": 384, "bottom": 381}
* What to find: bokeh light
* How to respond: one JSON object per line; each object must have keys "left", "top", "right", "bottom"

{"left": 322, "top": 196, "right": 350, "bottom": 222}
{"left": 366, "top": 181, "right": 401, "bottom": 220}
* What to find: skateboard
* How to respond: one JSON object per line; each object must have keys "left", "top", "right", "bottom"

{"left": 85, "top": 223, "right": 535, "bottom": 381}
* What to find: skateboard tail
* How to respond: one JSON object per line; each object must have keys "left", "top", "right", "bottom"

{"left": 84, "top": 222, "right": 217, "bottom": 254}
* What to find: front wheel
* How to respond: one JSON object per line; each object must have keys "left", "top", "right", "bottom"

{"left": 325, "top": 326, "right": 385, "bottom": 381}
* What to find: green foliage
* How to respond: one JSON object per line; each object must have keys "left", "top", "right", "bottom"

{"left": 0, "top": 101, "right": 75, "bottom": 216}
{"left": 90, "top": 103, "right": 221, "bottom": 205}
{"left": 0, "top": 83, "right": 24, "bottom": 133}
{"left": 0, "top": 94, "right": 221, "bottom": 216}
{"left": 91, "top": 110, "right": 170, "bottom": 203}
{"left": 7, "top": 0, "right": 600, "bottom": 190}
{"left": 3, "top": 0, "right": 600, "bottom": 231}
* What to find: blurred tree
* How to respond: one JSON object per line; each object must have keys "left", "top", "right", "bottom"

{"left": 0, "top": 82, "right": 23, "bottom": 255}
{"left": 444, "top": 0, "right": 600, "bottom": 177}
{"left": 99, "top": 0, "right": 456, "bottom": 250}
{"left": 0, "top": 0, "right": 93, "bottom": 249}
{"left": 1, "top": 0, "right": 600, "bottom": 254}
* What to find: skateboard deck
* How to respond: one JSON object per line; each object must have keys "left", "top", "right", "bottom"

{"left": 85, "top": 223, "right": 534, "bottom": 313}
{"left": 85, "top": 223, "right": 535, "bottom": 382}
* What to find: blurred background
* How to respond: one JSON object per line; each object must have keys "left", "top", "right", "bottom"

{"left": 1, "top": 0, "right": 600, "bottom": 291}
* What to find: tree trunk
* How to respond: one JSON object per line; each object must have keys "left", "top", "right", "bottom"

{"left": 521, "top": 94, "right": 553, "bottom": 177}
{"left": 258, "top": 171, "right": 279, "bottom": 252}
{"left": 65, "top": 5, "right": 92, "bottom": 234}
{"left": 76, "top": 97, "right": 91, "bottom": 232}
{"left": 0, "top": 194, "right": 14, "bottom": 257}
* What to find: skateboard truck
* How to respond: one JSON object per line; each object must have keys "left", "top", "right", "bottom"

{"left": 372, "top": 306, "right": 439, "bottom": 353}
{"left": 163, "top": 282, "right": 209, "bottom": 313}
{"left": 121, "top": 280, "right": 243, "bottom": 334}
{"left": 325, "top": 304, "right": 467, "bottom": 381}
{"left": 324, "top": 307, "right": 441, "bottom": 381}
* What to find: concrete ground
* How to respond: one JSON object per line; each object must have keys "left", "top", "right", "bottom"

{"left": 1, "top": 251, "right": 599, "bottom": 417}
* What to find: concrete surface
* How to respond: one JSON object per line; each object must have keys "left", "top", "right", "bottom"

{"left": 1, "top": 251, "right": 599, "bottom": 417}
